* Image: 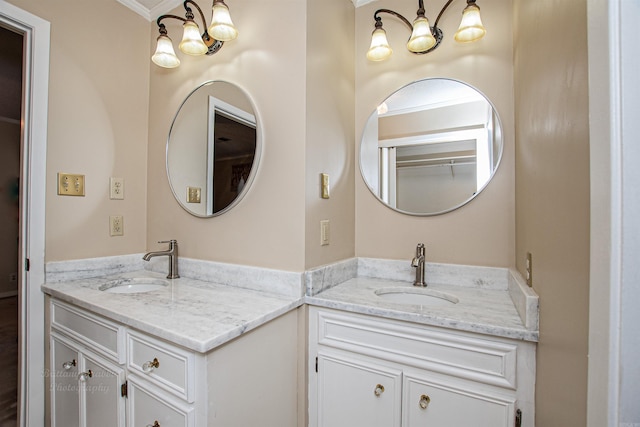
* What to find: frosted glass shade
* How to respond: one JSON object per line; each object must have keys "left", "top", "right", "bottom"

{"left": 207, "top": 1, "right": 238, "bottom": 42}
{"left": 179, "top": 20, "right": 208, "bottom": 55}
{"left": 152, "top": 35, "right": 180, "bottom": 68}
{"left": 407, "top": 15, "right": 436, "bottom": 52}
{"left": 454, "top": 3, "right": 486, "bottom": 43}
{"left": 366, "top": 27, "right": 392, "bottom": 61}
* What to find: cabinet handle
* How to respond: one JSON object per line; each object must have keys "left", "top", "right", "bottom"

{"left": 146, "top": 422, "right": 160, "bottom": 427}
{"left": 62, "top": 359, "right": 76, "bottom": 370}
{"left": 78, "top": 370, "right": 93, "bottom": 382}
{"left": 142, "top": 357, "right": 160, "bottom": 373}
{"left": 419, "top": 394, "right": 431, "bottom": 410}
{"left": 374, "top": 384, "right": 385, "bottom": 397}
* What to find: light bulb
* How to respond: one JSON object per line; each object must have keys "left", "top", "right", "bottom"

{"left": 152, "top": 34, "right": 180, "bottom": 68}
{"left": 366, "top": 27, "right": 392, "bottom": 61}
{"left": 179, "top": 20, "right": 208, "bottom": 55}
{"left": 454, "top": 3, "right": 486, "bottom": 43}
{"left": 207, "top": 1, "right": 238, "bottom": 42}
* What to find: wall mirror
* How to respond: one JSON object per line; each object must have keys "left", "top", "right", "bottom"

{"left": 167, "top": 80, "right": 260, "bottom": 217}
{"left": 360, "top": 78, "right": 503, "bottom": 216}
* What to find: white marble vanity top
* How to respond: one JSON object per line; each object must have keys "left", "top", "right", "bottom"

{"left": 42, "top": 271, "right": 303, "bottom": 353}
{"left": 305, "top": 277, "right": 539, "bottom": 342}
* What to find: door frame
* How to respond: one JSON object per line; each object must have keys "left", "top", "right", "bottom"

{"left": 0, "top": 2, "right": 49, "bottom": 425}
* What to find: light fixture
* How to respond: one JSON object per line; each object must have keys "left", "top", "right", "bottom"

{"left": 152, "top": 0, "right": 238, "bottom": 68}
{"left": 366, "top": 0, "right": 486, "bottom": 62}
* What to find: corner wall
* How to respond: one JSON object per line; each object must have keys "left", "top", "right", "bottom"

{"left": 513, "top": 0, "right": 590, "bottom": 425}
{"left": 354, "top": 0, "right": 515, "bottom": 267}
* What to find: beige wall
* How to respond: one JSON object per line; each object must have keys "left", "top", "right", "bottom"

{"left": 147, "top": 0, "right": 307, "bottom": 272}
{"left": 7, "top": 0, "right": 150, "bottom": 262}
{"left": 304, "top": 0, "right": 355, "bottom": 269}
{"left": 513, "top": 0, "right": 590, "bottom": 425}
{"left": 355, "top": 0, "right": 515, "bottom": 267}
{"left": 148, "top": 0, "right": 355, "bottom": 272}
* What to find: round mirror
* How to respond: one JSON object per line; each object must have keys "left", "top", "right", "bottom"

{"left": 360, "top": 78, "right": 503, "bottom": 216}
{"left": 167, "top": 81, "right": 260, "bottom": 217}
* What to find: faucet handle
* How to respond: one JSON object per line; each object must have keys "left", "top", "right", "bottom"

{"left": 158, "top": 240, "right": 177, "bottom": 244}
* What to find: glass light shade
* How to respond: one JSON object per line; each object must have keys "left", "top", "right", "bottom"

{"left": 152, "top": 34, "right": 180, "bottom": 68}
{"left": 179, "top": 20, "right": 208, "bottom": 55}
{"left": 366, "top": 27, "right": 392, "bottom": 61}
{"left": 207, "top": 1, "right": 238, "bottom": 42}
{"left": 454, "top": 3, "right": 486, "bottom": 43}
{"left": 407, "top": 15, "right": 436, "bottom": 52}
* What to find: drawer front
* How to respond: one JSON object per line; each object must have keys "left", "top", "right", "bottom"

{"left": 127, "top": 330, "right": 195, "bottom": 402}
{"left": 51, "top": 300, "right": 123, "bottom": 363}
{"left": 314, "top": 308, "right": 518, "bottom": 389}
{"left": 128, "top": 378, "right": 194, "bottom": 427}
{"left": 402, "top": 371, "right": 515, "bottom": 427}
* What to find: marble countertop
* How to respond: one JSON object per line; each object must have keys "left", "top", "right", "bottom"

{"left": 305, "top": 277, "right": 539, "bottom": 342}
{"left": 42, "top": 271, "right": 303, "bottom": 353}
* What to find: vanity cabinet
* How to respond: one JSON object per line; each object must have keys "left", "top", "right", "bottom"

{"left": 47, "top": 297, "right": 300, "bottom": 427}
{"left": 309, "top": 307, "right": 535, "bottom": 427}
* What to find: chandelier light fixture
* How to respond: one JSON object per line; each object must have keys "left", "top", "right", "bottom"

{"left": 152, "top": 0, "right": 238, "bottom": 68}
{"left": 366, "top": 0, "right": 486, "bottom": 62}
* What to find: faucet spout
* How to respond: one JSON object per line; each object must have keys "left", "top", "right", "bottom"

{"left": 143, "top": 240, "right": 179, "bottom": 279}
{"left": 411, "top": 243, "right": 427, "bottom": 287}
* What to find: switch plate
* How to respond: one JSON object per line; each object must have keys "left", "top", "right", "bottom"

{"left": 110, "top": 177, "right": 124, "bottom": 200}
{"left": 525, "top": 252, "right": 533, "bottom": 287}
{"left": 110, "top": 215, "right": 124, "bottom": 236}
{"left": 187, "top": 186, "right": 201, "bottom": 203}
{"left": 321, "top": 173, "right": 330, "bottom": 199}
{"left": 320, "top": 220, "right": 330, "bottom": 246}
{"left": 57, "top": 173, "right": 85, "bottom": 196}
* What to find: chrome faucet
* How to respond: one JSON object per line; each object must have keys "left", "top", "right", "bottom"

{"left": 411, "top": 243, "right": 427, "bottom": 287}
{"left": 143, "top": 240, "right": 180, "bottom": 279}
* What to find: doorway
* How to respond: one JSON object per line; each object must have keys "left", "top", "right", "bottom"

{"left": 0, "top": 23, "right": 22, "bottom": 425}
{"left": 0, "top": 3, "right": 49, "bottom": 426}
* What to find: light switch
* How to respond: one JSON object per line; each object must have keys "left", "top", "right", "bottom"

{"left": 57, "top": 173, "right": 85, "bottom": 196}
{"left": 320, "top": 220, "right": 330, "bottom": 246}
{"left": 187, "top": 186, "right": 201, "bottom": 203}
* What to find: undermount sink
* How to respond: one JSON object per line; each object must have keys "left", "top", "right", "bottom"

{"left": 375, "top": 287, "right": 459, "bottom": 307}
{"left": 98, "top": 277, "right": 170, "bottom": 294}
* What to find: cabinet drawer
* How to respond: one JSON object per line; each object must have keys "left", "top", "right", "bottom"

{"left": 127, "top": 330, "right": 195, "bottom": 402}
{"left": 51, "top": 300, "right": 123, "bottom": 363}
{"left": 315, "top": 308, "right": 517, "bottom": 389}
{"left": 402, "top": 370, "right": 515, "bottom": 427}
{"left": 128, "top": 377, "right": 194, "bottom": 427}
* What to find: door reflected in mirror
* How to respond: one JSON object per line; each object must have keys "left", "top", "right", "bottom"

{"left": 360, "top": 78, "right": 503, "bottom": 215}
{"left": 167, "top": 81, "right": 260, "bottom": 217}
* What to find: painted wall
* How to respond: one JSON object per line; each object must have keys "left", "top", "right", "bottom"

{"left": 304, "top": 0, "right": 355, "bottom": 269}
{"left": 513, "top": 0, "right": 590, "bottom": 425}
{"left": 354, "top": 0, "right": 515, "bottom": 267}
{"left": 6, "top": 0, "right": 150, "bottom": 262}
{"left": 147, "top": 0, "right": 355, "bottom": 272}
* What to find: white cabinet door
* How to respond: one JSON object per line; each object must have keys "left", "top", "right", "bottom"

{"left": 403, "top": 371, "right": 515, "bottom": 427}
{"left": 50, "top": 334, "right": 80, "bottom": 427}
{"left": 316, "top": 352, "right": 402, "bottom": 427}
{"left": 79, "top": 350, "right": 126, "bottom": 427}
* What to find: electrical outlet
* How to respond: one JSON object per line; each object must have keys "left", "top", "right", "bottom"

{"left": 110, "top": 177, "right": 124, "bottom": 200}
{"left": 110, "top": 215, "right": 124, "bottom": 236}
{"left": 320, "top": 220, "right": 330, "bottom": 246}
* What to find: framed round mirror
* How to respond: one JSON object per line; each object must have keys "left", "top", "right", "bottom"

{"left": 167, "top": 80, "right": 261, "bottom": 217}
{"left": 360, "top": 78, "right": 503, "bottom": 216}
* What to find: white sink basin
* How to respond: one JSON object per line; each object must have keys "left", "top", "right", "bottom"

{"left": 98, "top": 277, "right": 169, "bottom": 294}
{"left": 375, "top": 287, "right": 459, "bottom": 307}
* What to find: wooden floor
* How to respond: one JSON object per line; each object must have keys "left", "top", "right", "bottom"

{"left": 0, "top": 296, "right": 18, "bottom": 426}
